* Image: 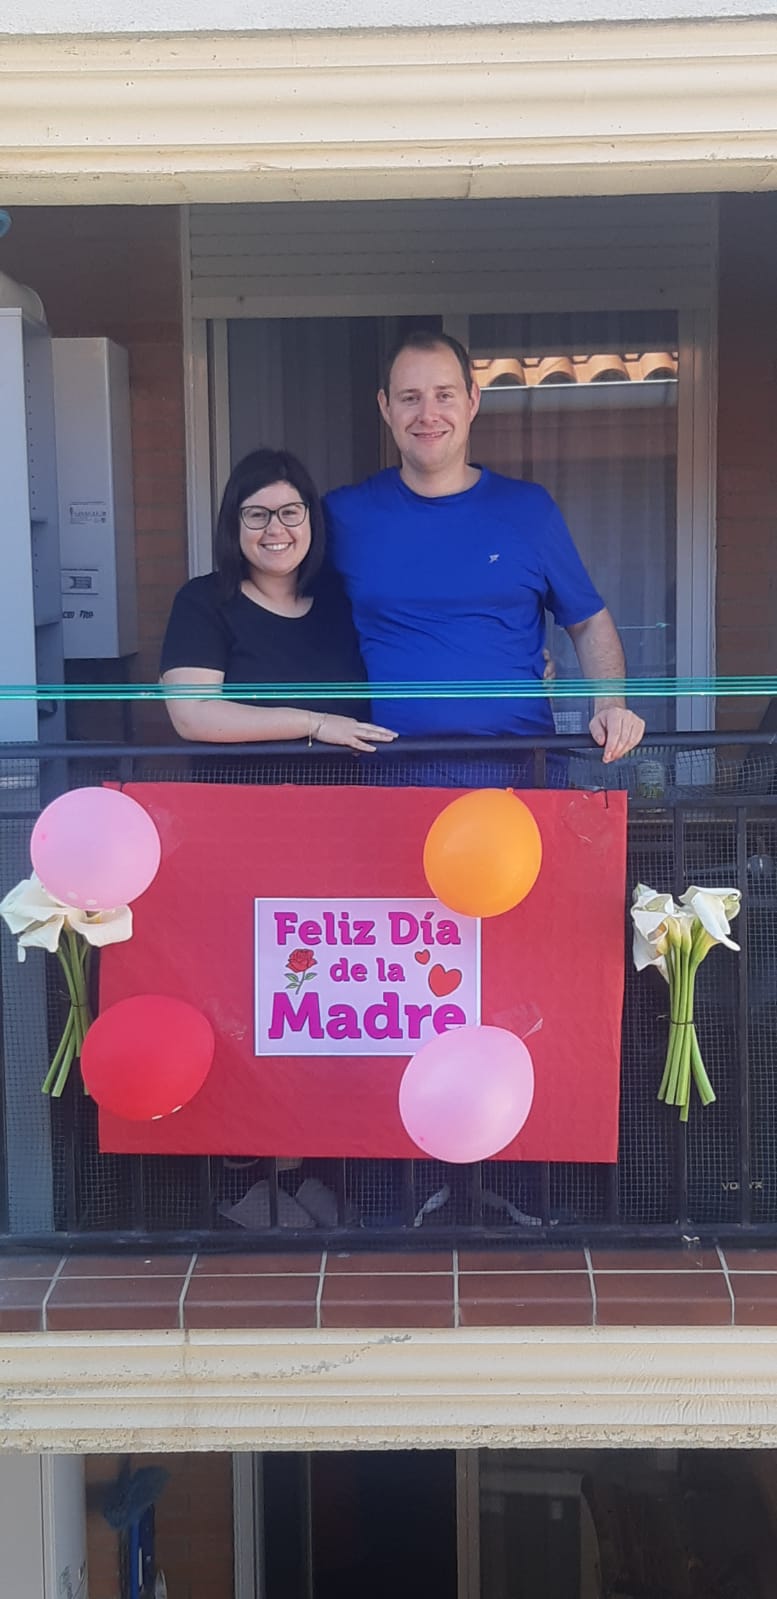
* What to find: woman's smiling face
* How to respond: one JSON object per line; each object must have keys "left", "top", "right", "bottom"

{"left": 239, "top": 479, "right": 312, "bottom": 584}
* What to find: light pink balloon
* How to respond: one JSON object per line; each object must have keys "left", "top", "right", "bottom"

{"left": 399, "top": 1025, "right": 534, "bottom": 1163}
{"left": 31, "top": 787, "right": 162, "bottom": 910}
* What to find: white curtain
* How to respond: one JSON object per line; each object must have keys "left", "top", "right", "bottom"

{"left": 468, "top": 311, "right": 678, "bottom": 732}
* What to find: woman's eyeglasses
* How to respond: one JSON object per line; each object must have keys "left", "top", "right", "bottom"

{"left": 240, "top": 501, "right": 308, "bottom": 532}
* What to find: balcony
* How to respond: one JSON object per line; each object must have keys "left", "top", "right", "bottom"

{"left": 1, "top": 729, "right": 776, "bottom": 1253}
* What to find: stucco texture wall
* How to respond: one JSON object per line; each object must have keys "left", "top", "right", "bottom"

{"left": 0, "top": 0, "right": 774, "bottom": 28}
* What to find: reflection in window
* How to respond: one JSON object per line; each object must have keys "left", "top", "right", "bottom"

{"left": 469, "top": 312, "right": 679, "bottom": 733}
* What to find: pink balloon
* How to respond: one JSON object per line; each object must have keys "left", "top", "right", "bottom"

{"left": 31, "top": 787, "right": 161, "bottom": 910}
{"left": 399, "top": 1025, "right": 534, "bottom": 1163}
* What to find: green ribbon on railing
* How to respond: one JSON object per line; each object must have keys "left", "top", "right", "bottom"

{"left": 1, "top": 677, "right": 777, "bottom": 702}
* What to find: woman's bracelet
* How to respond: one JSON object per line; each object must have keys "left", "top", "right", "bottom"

{"left": 307, "top": 713, "right": 326, "bottom": 747}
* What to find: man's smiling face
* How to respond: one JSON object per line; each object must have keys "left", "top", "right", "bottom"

{"left": 378, "top": 342, "right": 481, "bottom": 483}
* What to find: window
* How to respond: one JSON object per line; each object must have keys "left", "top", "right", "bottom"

{"left": 468, "top": 311, "right": 680, "bottom": 732}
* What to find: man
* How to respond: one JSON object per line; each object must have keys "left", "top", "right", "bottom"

{"left": 324, "top": 330, "right": 645, "bottom": 762}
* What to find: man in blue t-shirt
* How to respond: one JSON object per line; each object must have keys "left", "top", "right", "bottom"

{"left": 324, "top": 330, "right": 645, "bottom": 762}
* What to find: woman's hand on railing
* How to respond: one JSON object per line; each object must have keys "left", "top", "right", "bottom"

{"left": 312, "top": 714, "right": 398, "bottom": 754}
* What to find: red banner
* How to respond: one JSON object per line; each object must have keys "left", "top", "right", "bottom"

{"left": 99, "top": 784, "right": 627, "bottom": 1162}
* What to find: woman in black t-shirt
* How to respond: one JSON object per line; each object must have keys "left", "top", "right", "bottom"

{"left": 161, "top": 448, "right": 397, "bottom": 752}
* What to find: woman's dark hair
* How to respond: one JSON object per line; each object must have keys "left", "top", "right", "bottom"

{"left": 214, "top": 447, "right": 326, "bottom": 599}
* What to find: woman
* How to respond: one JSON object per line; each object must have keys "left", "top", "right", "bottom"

{"left": 161, "top": 448, "right": 397, "bottom": 753}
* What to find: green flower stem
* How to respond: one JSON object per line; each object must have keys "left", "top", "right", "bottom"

{"left": 63, "top": 929, "right": 92, "bottom": 1053}
{"left": 677, "top": 951, "right": 697, "bottom": 1119}
{"left": 51, "top": 1035, "right": 76, "bottom": 1098}
{"left": 657, "top": 926, "right": 719, "bottom": 1119}
{"left": 690, "top": 1025, "right": 716, "bottom": 1105}
{"left": 41, "top": 1008, "right": 75, "bottom": 1094}
{"left": 665, "top": 937, "right": 689, "bottom": 1107}
{"left": 45, "top": 933, "right": 94, "bottom": 1096}
{"left": 659, "top": 943, "right": 682, "bottom": 1102}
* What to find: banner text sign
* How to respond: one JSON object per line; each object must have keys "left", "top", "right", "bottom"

{"left": 255, "top": 897, "right": 481, "bottom": 1055}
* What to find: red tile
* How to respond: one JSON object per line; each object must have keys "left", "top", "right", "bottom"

{"left": 326, "top": 1252, "right": 453, "bottom": 1275}
{"left": 722, "top": 1249, "right": 777, "bottom": 1273}
{"left": 590, "top": 1249, "right": 721, "bottom": 1272}
{"left": 458, "top": 1271, "right": 593, "bottom": 1327}
{"left": 321, "top": 1273, "right": 453, "bottom": 1328}
{"left": 594, "top": 1272, "right": 732, "bottom": 1327}
{"left": 458, "top": 1250, "right": 587, "bottom": 1274}
{"left": 193, "top": 1252, "right": 322, "bottom": 1277}
{"left": 730, "top": 1274, "right": 777, "bottom": 1325}
{"left": 184, "top": 1274, "right": 318, "bottom": 1330}
{"left": 0, "top": 1279, "right": 48, "bottom": 1332}
{"left": 46, "top": 1274, "right": 184, "bottom": 1331}
{"left": 59, "top": 1253, "right": 192, "bottom": 1278}
{"left": 0, "top": 1254, "right": 62, "bottom": 1280}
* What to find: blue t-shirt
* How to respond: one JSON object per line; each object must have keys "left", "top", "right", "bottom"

{"left": 324, "top": 467, "right": 604, "bottom": 736}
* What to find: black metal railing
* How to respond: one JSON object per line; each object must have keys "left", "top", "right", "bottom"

{"left": 1, "top": 729, "right": 776, "bottom": 1252}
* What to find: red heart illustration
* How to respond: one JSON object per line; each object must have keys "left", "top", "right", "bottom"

{"left": 428, "top": 963, "right": 462, "bottom": 997}
{"left": 414, "top": 949, "right": 431, "bottom": 965}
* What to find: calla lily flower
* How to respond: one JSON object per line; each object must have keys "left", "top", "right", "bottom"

{"left": 631, "top": 907, "right": 670, "bottom": 979}
{"left": 0, "top": 872, "right": 135, "bottom": 1097}
{"left": 631, "top": 887, "right": 686, "bottom": 979}
{"left": 0, "top": 874, "right": 131, "bottom": 960}
{"left": 632, "top": 880, "right": 740, "bottom": 1119}
{"left": 679, "top": 885, "right": 741, "bottom": 951}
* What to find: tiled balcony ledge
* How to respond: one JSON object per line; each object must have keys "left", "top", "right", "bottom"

{"left": 4, "top": 1247, "right": 777, "bottom": 1333}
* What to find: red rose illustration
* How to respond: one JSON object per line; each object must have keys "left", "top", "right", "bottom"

{"left": 288, "top": 948, "right": 316, "bottom": 974}
{"left": 285, "top": 947, "right": 317, "bottom": 993}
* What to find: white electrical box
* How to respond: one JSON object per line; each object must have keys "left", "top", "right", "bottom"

{"left": 52, "top": 336, "right": 139, "bottom": 659}
{"left": 0, "top": 282, "right": 65, "bottom": 741}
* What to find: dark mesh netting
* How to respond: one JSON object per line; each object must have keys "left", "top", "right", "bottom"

{"left": 1, "top": 740, "right": 775, "bottom": 1246}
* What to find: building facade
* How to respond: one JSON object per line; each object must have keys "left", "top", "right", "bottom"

{"left": 3, "top": 4, "right": 777, "bottom": 1595}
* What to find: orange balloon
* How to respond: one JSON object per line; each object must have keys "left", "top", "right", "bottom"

{"left": 423, "top": 789, "right": 542, "bottom": 917}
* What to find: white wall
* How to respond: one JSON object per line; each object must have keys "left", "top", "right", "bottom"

{"left": 0, "top": 0, "right": 775, "bottom": 31}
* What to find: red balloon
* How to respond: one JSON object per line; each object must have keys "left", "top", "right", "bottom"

{"left": 81, "top": 995, "right": 215, "bottom": 1121}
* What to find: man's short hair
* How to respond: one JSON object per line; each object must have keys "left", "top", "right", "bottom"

{"left": 382, "top": 329, "right": 474, "bottom": 395}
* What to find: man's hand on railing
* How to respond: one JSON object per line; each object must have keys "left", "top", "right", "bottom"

{"left": 566, "top": 609, "right": 646, "bottom": 762}
{"left": 589, "top": 703, "right": 646, "bottom": 763}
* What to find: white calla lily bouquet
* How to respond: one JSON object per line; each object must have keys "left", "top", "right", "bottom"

{"left": 631, "top": 883, "right": 741, "bottom": 1120}
{"left": 0, "top": 874, "right": 132, "bottom": 1096}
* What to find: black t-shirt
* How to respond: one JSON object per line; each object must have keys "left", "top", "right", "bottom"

{"left": 160, "top": 569, "right": 368, "bottom": 719}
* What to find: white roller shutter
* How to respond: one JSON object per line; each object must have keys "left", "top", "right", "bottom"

{"left": 188, "top": 195, "right": 717, "bottom": 319}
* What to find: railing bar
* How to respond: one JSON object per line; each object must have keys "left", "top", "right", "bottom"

{"left": 1, "top": 729, "right": 776, "bottom": 761}
{"left": 197, "top": 1157, "right": 214, "bottom": 1231}
{"left": 332, "top": 1158, "right": 347, "bottom": 1228}
{"left": 470, "top": 1162, "right": 484, "bottom": 1227}
{"left": 400, "top": 1161, "right": 416, "bottom": 1227}
{"left": 267, "top": 1158, "right": 280, "bottom": 1229}
{"left": 604, "top": 1162, "right": 619, "bottom": 1225}
{"left": 736, "top": 806, "right": 752, "bottom": 1226}
{"left": 540, "top": 1163, "right": 551, "bottom": 1227}
{"left": 130, "top": 1155, "right": 146, "bottom": 1232}
{"left": 13, "top": 1218, "right": 777, "bottom": 1253}
{"left": 532, "top": 747, "right": 547, "bottom": 788}
{"left": 60, "top": 1077, "right": 79, "bottom": 1232}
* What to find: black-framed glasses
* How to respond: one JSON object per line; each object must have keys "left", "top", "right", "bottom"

{"left": 239, "top": 501, "right": 308, "bottom": 532}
